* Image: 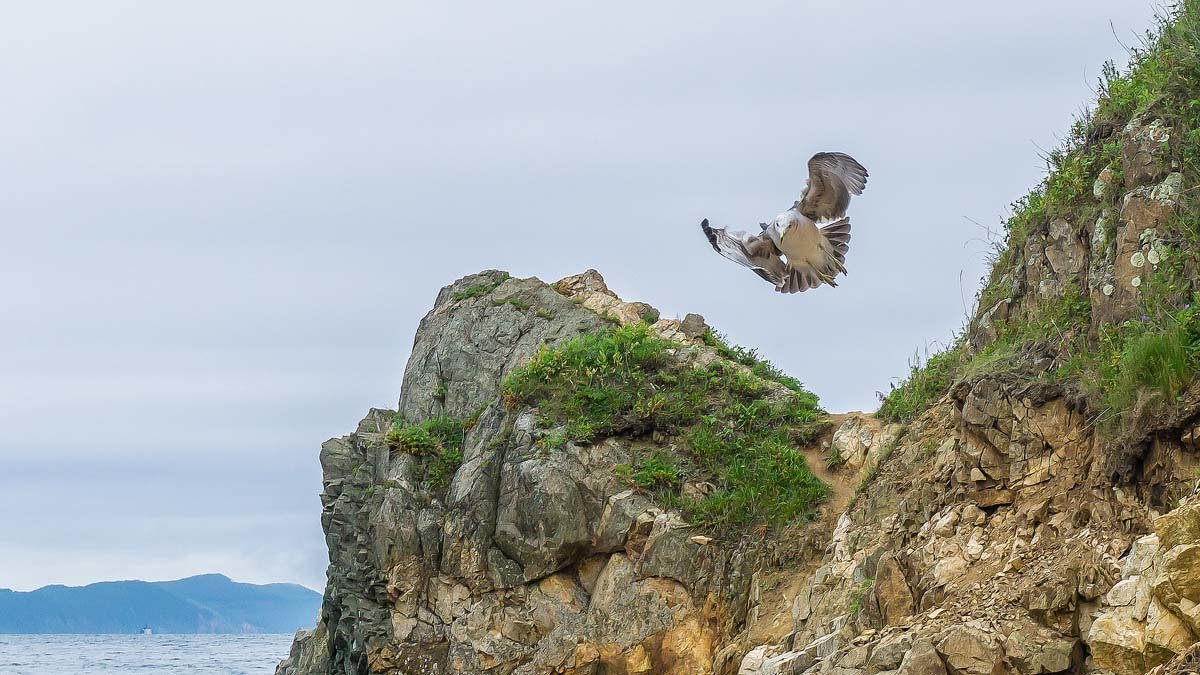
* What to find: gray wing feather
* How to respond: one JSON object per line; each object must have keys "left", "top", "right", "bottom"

{"left": 700, "top": 219, "right": 786, "bottom": 286}
{"left": 797, "top": 152, "right": 868, "bottom": 222}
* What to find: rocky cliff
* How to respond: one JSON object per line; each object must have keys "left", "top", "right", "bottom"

{"left": 280, "top": 4, "right": 1200, "bottom": 674}
{"left": 277, "top": 269, "right": 835, "bottom": 674}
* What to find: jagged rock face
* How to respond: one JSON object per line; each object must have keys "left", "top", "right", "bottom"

{"left": 734, "top": 366, "right": 1199, "bottom": 675}
{"left": 1147, "top": 641, "right": 1200, "bottom": 674}
{"left": 1089, "top": 496, "right": 1200, "bottom": 674}
{"left": 279, "top": 270, "right": 759, "bottom": 675}
{"left": 1023, "top": 217, "right": 1088, "bottom": 306}
{"left": 397, "top": 270, "right": 606, "bottom": 423}
{"left": 277, "top": 624, "right": 332, "bottom": 674}
{"left": 969, "top": 116, "right": 1185, "bottom": 342}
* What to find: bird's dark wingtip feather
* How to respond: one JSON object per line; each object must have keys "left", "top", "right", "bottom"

{"left": 700, "top": 219, "right": 720, "bottom": 252}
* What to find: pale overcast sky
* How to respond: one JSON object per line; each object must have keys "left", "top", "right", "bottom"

{"left": 1, "top": 1, "right": 1163, "bottom": 592}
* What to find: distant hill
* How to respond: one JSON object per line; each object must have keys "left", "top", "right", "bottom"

{"left": 0, "top": 574, "right": 322, "bottom": 634}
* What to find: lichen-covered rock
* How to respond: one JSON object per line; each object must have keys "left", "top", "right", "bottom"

{"left": 1148, "top": 641, "right": 1200, "bottom": 675}
{"left": 594, "top": 489, "right": 658, "bottom": 553}
{"left": 738, "top": 646, "right": 814, "bottom": 675}
{"left": 1093, "top": 172, "right": 1182, "bottom": 325}
{"left": 1002, "top": 623, "right": 1077, "bottom": 674}
{"left": 1091, "top": 608, "right": 1151, "bottom": 675}
{"left": 1023, "top": 217, "right": 1087, "bottom": 303}
{"left": 493, "top": 457, "right": 592, "bottom": 580}
{"left": 553, "top": 269, "right": 661, "bottom": 327}
{"left": 1122, "top": 118, "right": 1173, "bottom": 189}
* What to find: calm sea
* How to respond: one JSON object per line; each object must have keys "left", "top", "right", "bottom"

{"left": 0, "top": 634, "right": 294, "bottom": 674}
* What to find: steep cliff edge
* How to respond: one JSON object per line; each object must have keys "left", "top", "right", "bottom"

{"left": 280, "top": 5, "right": 1200, "bottom": 674}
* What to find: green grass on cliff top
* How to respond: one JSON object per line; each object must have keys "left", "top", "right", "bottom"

{"left": 880, "top": 1, "right": 1200, "bottom": 431}
{"left": 502, "top": 322, "right": 829, "bottom": 529}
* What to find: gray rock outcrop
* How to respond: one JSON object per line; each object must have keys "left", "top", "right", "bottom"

{"left": 279, "top": 270, "right": 760, "bottom": 675}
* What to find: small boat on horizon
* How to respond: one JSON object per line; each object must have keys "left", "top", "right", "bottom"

{"left": 141, "top": 625, "right": 152, "bottom": 635}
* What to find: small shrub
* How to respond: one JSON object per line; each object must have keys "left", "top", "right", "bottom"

{"left": 535, "top": 428, "right": 569, "bottom": 452}
{"left": 849, "top": 577, "right": 875, "bottom": 617}
{"left": 424, "top": 445, "right": 463, "bottom": 491}
{"left": 825, "top": 444, "right": 846, "bottom": 470}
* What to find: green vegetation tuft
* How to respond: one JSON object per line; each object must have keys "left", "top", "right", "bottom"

{"left": 849, "top": 576, "right": 875, "bottom": 617}
{"left": 495, "top": 296, "right": 532, "bottom": 311}
{"left": 385, "top": 415, "right": 472, "bottom": 492}
{"left": 617, "top": 452, "right": 683, "bottom": 489}
{"left": 503, "top": 323, "right": 828, "bottom": 528}
{"left": 702, "top": 330, "right": 811, "bottom": 394}
{"left": 503, "top": 323, "right": 688, "bottom": 442}
{"left": 878, "top": 346, "right": 961, "bottom": 424}
{"left": 1085, "top": 302, "right": 1200, "bottom": 428}
{"left": 1102, "top": 311, "right": 1197, "bottom": 412}
{"left": 452, "top": 274, "right": 510, "bottom": 301}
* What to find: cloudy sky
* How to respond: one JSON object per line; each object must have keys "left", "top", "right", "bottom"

{"left": 0, "top": 1, "right": 1163, "bottom": 593}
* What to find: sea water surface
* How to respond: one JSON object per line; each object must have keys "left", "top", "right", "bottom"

{"left": 0, "top": 634, "right": 294, "bottom": 674}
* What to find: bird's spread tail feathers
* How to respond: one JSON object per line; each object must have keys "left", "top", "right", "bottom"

{"left": 777, "top": 264, "right": 836, "bottom": 294}
{"left": 775, "top": 217, "right": 851, "bottom": 294}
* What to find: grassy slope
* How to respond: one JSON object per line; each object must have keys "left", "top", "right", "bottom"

{"left": 880, "top": 1, "right": 1200, "bottom": 435}
{"left": 502, "top": 323, "right": 829, "bottom": 529}
{"left": 381, "top": 323, "right": 830, "bottom": 530}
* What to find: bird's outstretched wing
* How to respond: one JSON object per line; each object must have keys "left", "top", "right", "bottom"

{"left": 700, "top": 219, "right": 787, "bottom": 286}
{"left": 796, "top": 152, "right": 868, "bottom": 222}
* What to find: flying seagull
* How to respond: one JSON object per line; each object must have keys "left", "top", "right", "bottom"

{"left": 701, "top": 152, "right": 868, "bottom": 293}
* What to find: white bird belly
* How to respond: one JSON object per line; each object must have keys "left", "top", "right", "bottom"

{"left": 778, "top": 218, "right": 822, "bottom": 264}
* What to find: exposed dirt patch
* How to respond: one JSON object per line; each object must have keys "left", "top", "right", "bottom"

{"left": 745, "top": 412, "right": 866, "bottom": 646}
